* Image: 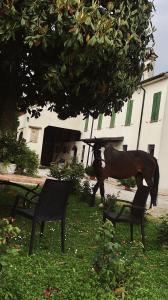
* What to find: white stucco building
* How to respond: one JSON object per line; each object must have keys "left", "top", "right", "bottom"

{"left": 80, "top": 72, "right": 168, "bottom": 192}
{"left": 18, "top": 71, "right": 168, "bottom": 192}
{"left": 18, "top": 107, "right": 83, "bottom": 166}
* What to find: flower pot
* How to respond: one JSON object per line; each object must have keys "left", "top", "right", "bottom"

{"left": 124, "top": 185, "right": 131, "bottom": 191}
{"left": 0, "top": 162, "right": 16, "bottom": 174}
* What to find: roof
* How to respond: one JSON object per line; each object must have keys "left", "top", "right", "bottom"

{"left": 141, "top": 72, "right": 168, "bottom": 85}
{"left": 80, "top": 137, "right": 124, "bottom": 144}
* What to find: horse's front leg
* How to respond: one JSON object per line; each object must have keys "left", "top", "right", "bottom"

{"left": 90, "top": 180, "right": 99, "bottom": 207}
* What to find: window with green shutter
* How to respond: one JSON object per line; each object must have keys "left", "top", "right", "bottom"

{"left": 84, "top": 117, "right": 89, "bottom": 132}
{"left": 151, "top": 92, "right": 161, "bottom": 122}
{"left": 97, "top": 114, "right": 103, "bottom": 130}
{"left": 109, "top": 109, "right": 116, "bottom": 128}
{"left": 125, "top": 100, "right": 133, "bottom": 126}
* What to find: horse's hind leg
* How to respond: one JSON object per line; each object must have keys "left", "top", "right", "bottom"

{"left": 144, "top": 177, "right": 154, "bottom": 208}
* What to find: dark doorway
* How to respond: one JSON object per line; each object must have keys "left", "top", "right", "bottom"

{"left": 41, "top": 126, "right": 81, "bottom": 166}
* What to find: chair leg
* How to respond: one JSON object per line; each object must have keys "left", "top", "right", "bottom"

{"left": 130, "top": 223, "right": 133, "bottom": 242}
{"left": 103, "top": 212, "right": 106, "bottom": 223}
{"left": 29, "top": 220, "right": 36, "bottom": 255}
{"left": 40, "top": 221, "right": 45, "bottom": 238}
{"left": 61, "top": 219, "right": 65, "bottom": 253}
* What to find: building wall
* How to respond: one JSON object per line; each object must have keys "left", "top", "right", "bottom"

{"left": 157, "top": 79, "right": 168, "bottom": 191}
{"left": 18, "top": 74, "right": 168, "bottom": 191}
{"left": 138, "top": 78, "right": 168, "bottom": 158}
{"left": 18, "top": 106, "right": 82, "bottom": 159}
{"left": 80, "top": 75, "right": 168, "bottom": 191}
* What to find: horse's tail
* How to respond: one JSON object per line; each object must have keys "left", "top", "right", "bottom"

{"left": 151, "top": 157, "right": 160, "bottom": 206}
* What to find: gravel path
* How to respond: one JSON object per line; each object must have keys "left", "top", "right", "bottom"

{"left": 90, "top": 179, "right": 168, "bottom": 218}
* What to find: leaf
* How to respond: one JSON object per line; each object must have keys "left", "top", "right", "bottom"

{"left": 88, "top": 35, "right": 97, "bottom": 46}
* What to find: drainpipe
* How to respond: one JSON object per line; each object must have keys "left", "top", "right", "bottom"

{"left": 136, "top": 86, "right": 146, "bottom": 150}
{"left": 86, "top": 117, "right": 94, "bottom": 166}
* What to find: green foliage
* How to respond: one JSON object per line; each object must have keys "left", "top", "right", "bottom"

{"left": 0, "top": 218, "right": 21, "bottom": 254}
{"left": 85, "top": 165, "right": 96, "bottom": 177}
{"left": 0, "top": 187, "right": 168, "bottom": 300}
{"left": 157, "top": 214, "right": 168, "bottom": 245}
{"left": 0, "top": 131, "right": 39, "bottom": 175}
{"left": 118, "top": 177, "right": 136, "bottom": 188}
{"left": 93, "top": 221, "right": 126, "bottom": 290}
{"left": 100, "top": 193, "right": 118, "bottom": 211}
{"left": 0, "top": 0, "right": 154, "bottom": 123}
{"left": 50, "top": 162, "right": 85, "bottom": 191}
{"left": 93, "top": 221, "right": 144, "bottom": 293}
{"left": 79, "top": 180, "right": 92, "bottom": 204}
{"left": 15, "top": 145, "right": 39, "bottom": 176}
{"left": 0, "top": 132, "right": 18, "bottom": 163}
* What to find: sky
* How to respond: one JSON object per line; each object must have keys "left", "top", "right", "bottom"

{"left": 153, "top": 0, "right": 168, "bottom": 74}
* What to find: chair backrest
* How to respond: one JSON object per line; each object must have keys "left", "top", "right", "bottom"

{"left": 131, "top": 185, "right": 150, "bottom": 218}
{"left": 35, "top": 179, "right": 73, "bottom": 220}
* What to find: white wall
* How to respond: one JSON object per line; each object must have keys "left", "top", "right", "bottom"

{"left": 18, "top": 75, "right": 168, "bottom": 191}
{"left": 18, "top": 106, "right": 82, "bottom": 159}
{"left": 80, "top": 75, "right": 168, "bottom": 191}
{"left": 138, "top": 78, "right": 168, "bottom": 158}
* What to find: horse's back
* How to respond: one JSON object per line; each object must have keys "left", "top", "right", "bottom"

{"left": 104, "top": 144, "right": 156, "bottom": 176}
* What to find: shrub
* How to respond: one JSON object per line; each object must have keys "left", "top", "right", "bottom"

{"left": 157, "top": 214, "right": 168, "bottom": 245}
{"left": 50, "top": 162, "right": 85, "bottom": 192}
{"left": 15, "top": 144, "right": 39, "bottom": 176}
{"left": 100, "top": 193, "right": 119, "bottom": 211}
{"left": 118, "top": 177, "right": 136, "bottom": 188}
{"left": 79, "top": 180, "right": 92, "bottom": 204}
{"left": 93, "top": 221, "right": 126, "bottom": 290}
{"left": 0, "top": 132, "right": 18, "bottom": 163}
{"left": 93, "top": 220, "right": 143, "bottom": 294}
{"left": 0, "top": 218, "right": 21, "bottom": 254}
{"left": 0, "top": 131, "right": 39, "bottom": 175}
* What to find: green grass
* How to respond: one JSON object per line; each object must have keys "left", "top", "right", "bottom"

{"left": 0, "top": 186, "right": 168, "bottom": 300}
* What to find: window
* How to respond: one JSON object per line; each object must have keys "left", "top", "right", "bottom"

{"left": 84, "top": 118, "right": 89, "bottom": 132}
{"left": 109, "top": 109, "right": 116, "bottom": 128}
{"left": 123, "top": 145, "right": 128, "bottom": 151}
{"left": 151, "top": 92, "right": 161, "bottom": 122}
{"left": 97, "top": 114, "right": 103, "bottom": 130}
{"left": 81, "top": 145, "right": 85, "bottom": 162}
{"left": 148, "top": 144, "right": 155, "bottom": 156}
{"left": 125, "top": 100, "right": 133, "bottom": 126}
{"left": 30, "top": 127, "right": 40, "bottom": 143}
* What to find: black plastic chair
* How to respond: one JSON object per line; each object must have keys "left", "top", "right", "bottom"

{"left": 103, "top": 185, "right": 150, "bottom": 248}
{"left": 11, "top": 179, "right": 73, "bottom": 255}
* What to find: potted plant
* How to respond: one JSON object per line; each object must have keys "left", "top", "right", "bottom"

{"left": 118, "top": 177, "right": 136, "bottom": 191}
{"left": 0, "top": 132, "right": 17, "bottom": 173}
{"left": 0, "top": 132, "right": 18, "bottom": 174}
{"left": 85, "top": 165, "right": 96, "bottom": 180}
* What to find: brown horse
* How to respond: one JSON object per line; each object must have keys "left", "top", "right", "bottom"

{"left": 91, "top": 143, "right": 159, "bottom": 208}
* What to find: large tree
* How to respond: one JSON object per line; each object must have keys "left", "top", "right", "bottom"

{"left": 0, "top": 0, "right": 154, "bottom": 131}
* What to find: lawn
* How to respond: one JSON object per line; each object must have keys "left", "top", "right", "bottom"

{"left": 0, "top": 185, "right": 168, "bottom": 300}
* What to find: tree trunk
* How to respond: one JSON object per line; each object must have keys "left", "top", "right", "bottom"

{"left": 0, "top": 95, "right": 18, "bottom": 134}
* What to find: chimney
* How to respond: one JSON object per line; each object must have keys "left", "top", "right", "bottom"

{"left": 143, "top": 51, "right": 158, "bottom": 80}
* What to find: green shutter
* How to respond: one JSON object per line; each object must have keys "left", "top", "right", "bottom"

{"left": 110, "top": 109, "right": 116, "bottom": 128}
{"left": 97, "top": 114, "right": 103, "bottom": 130}
{"left": 84, "top": 117, "right": 89, "bottom": 132}
{"left": 125, "top": 100, "right": 133, "bottom": 126}
{"left": 151, "top": 92, "right": 161, "bottom": 122}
